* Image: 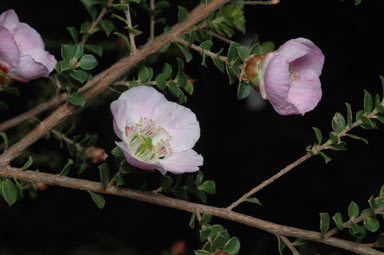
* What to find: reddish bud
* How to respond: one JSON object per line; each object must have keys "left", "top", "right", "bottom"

{"left": 85, "top": 147, "right": 108, "bottom": 163}
{"left": 171, "top": 241, "right": 185, "bottom": 255}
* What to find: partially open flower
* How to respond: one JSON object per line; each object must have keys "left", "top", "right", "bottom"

{"left": 0, "top": 9, "right": 56, "bottom": 83}
{"left": 111, "top": 86, "right": 203, "bottom": 174}
{"left": 246, "top": 38, "right": 324, "bottom": 115}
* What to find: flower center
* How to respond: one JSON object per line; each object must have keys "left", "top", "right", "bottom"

{"left": 124, "top": 117, "right": 172, "bottom": 163}
{"left": 288, "top": 64, "right": 300, "bottom": 84}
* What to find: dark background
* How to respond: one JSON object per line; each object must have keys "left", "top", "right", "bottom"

{"left": 1, "top": 0, "right": 384, "bottom": 254}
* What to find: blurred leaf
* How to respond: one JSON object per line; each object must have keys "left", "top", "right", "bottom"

{"left": 0, "top": 101, "right": 8, "bottom": 111}
{"left": 236, "top": 46, "right": 250, "bottom": 62}
{"left": 189, "top": 208, "right": 196, "bottom": 229}
{"left": 178, "top": 6, "right": 189, "bottom": 22}
{"left": 88, "top": 191, "right": 105, "bottom": 209}
{"left": 61, "top": 44, "right": 73, "bottom": 60}
{"left": 85, "top": 44, "right": 103, "bottom": 57}
{"left": 1, "top": 87, "right": 19, "bottom": 96}
{"left": 0, "top": 132, "right": 8, "bottom": 152}
{"left": 162, "top": 63, "right": 172, "bottom": 80}
{"left": 160, "top": 175, "right": 172, "bottom": 190}
{"left": 58, "top": 159, "right": 74, "bottom": 176}
{"left": 21, "top": 156, "right": 34, "bottom": 170}
{"left": 2, "top": 179, "right": 17, "bottom": 206}
{"left": 98, "top": 163, "right": 110, "bottom": 188}
{"left": 332, "top": 112, "right": 346, "bottom": 133}
{"left": 138, "top": 66, "right": 152, "bottom": 82}
{"left": 111, "top": 146, "right": 124, "bottom": 157}
{"left": 348, "top": 201, "right": 359, "bottom": 219}
{"left": 200, "top": 228, "right": 211, "bottom": 242}
{"left": 223, "top": 237, "right": 240, "bottom": 255}
{"left": 168, "top": 82, "right": 179, "bottom": 97}
{"left": 66, "top": 26, "right": 78, "bottom": 42}
{"left": 70, "top": 69, "right": 88, "bottom": 83}
{"left": 200, "top": 214, "right": 212, "bottom": 226}
{"left": 376, "top": 233, "right": 384, "bottom": 247}
{"left": 355, "top": 0, "right": 361, "bottom": 6}
{"left": 68, "top": 93, "right": 86, "bottom": 107}
{"left": 261, "top": 41, "right": 275, "bottom": 53}
{"left": 194, "top": 250, "right": 211, "bottom": 255}
{"left": 99, "top": 19, "right": 114, "bottom": 36}
{"left": 276, "top": 236, "right": 286, "bottom": 255}
{"left": 155, "top": 74, "right": 167, "bottom": 90}
{"left": 175, "top": 42, "right": 193, "bottom": 62}
{"left": 114, "top": 32, "right": 131, "bottom": 51}
{"left": 72, "top": 43, "right": 84, "bottom": 59}
{"left": 200, "top": 180, "right": 216, "bottom": 195}
{"left": 292, "top": 238, "right": 306, "bottom": 247}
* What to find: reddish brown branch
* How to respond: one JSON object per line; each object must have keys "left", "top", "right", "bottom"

{"left": 0, "top": 165, "right": 382, "bottom": 255}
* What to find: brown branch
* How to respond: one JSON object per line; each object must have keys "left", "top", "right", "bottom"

{"left": 208, "top": 30, "right": 234, "bottom": 44}
{"left": 81, "top": 0, "right": 115, "bottom": 46}
{"left": 0, "top": 93, "right": 67, "bottom": 132}
{"left": 149, "top": 0, "right": 155, "bottom": 42}
{"left": 0, "top": 165, "right": 382, "bottom": 255}
{"left": 0, "top": 0, "right": 234, "bottom": 166}
{"left": 323, "top": 203, "right": 384, "bottom": 240}
{"left": 231, "top": 0, "right": 280, "bottom": 5}
{"left": 280, "top": 235, "right": 300, "bottom": 255}
{"left": 125, "top": 2, "right": 138, "bottom": 54}
{"left": 226, "top": 110, "right": 378, "bottom": 211}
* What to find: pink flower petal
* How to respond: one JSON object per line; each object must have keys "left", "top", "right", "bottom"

{"left": 288, "top": 69, "right": 322, "bottom": 115}
{"left": 10, "top": 55, "right": 50, "bottom": 82}
{"left": 158, "top": 149, "right": 203, "bottom": 174}
{"left": 0, "top": 26, "right": 20, "bottom": 68}
{"left": 152, "top": 101, "right": 200, "bottom": 152}
{"left": 0, "top": 9, "right": 20, "bottom": 34}
{"left": 13, "top": 23, "right": 45, "bottom": 53}
{"left": 111, "top": 86, "right": 168, "bottom": 138}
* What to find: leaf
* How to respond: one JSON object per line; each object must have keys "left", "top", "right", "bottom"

{"left": 200, "top": 180, "right": 216, "bottom": 195}
{"left": 364, "top": 217, "right": 380, "bottom": 232}
{"left": 223, "top": 237, "right": 241, "bottom": 255}
{"left": 227, "top": 42, "right": 242, "bottom": 61}
{"left": 88, "top": 191, "right": 105, "bottom": 209}
{"left": 332, "top": 212, "right": 344, "bottom": 230}
{"left": 345, "top": 103, "right": 353, "bottom": 127}
{"left": 21, "top": 156, "right": 33, "bottom": 170}
{"left": 61, "top": 44, "right": 73, "bottom": 60}
{"left": 160, "top": 175, "right": 172, "bottom": 190}
{"left": 72, "top": 43, "right": 84, "bottom": 59}
{"left": 98, "top": 163, "right": 110, "bottom": 188}
{"left": 162, "top": 63, "right": 172, "bottom": 80}
{"left": 312, "top": 127, "right": 322, "bottom": 145}
{"left": 1, "top": 87, "right": 19, "bottom": 96}
{"left": 114, "top": 32, "right": 131, "bottom": 51}
{"left": 376, "top": 233, "right": 384, "bottom": 247}
{"left": 58, "top": 159, "right": 74, "bottom": 176}
{"left": 200, "top": 214, "right": 212, "bottom": 226}
{"left": 66, "top": 26, "right": 78, "bottom": 42}
{"left": 237, "top": 81, "right": 251, "bottom": 100}
{"left": 276, "top": 236, "right": 286, "bottom": 255}
{"left": 68, "top": 93, "right": 86, "bottom": 107}
{"left": 261, "top": 41, "right": 275, "bottom": 53}
{"left": 199, "top": 228, "right": 211, "bottom": 242}
{"left": 99, "top": 19, "right": 114, "bottom": 36}
{"left": 2, "top": 179, "right": 17, "bottom": 206}
{"left": 355, "top": 0, "right": 361, "bottom": 6}
{"left": 245, "top": 197, "right": 262, "bottom": 206}
{"left": 189, "top": 208, "right": 196, "bottom": 229}
{"left": 194, "top": 250, "right": 211, "bottom": 255}
{"left": 84, "top": 44, "right": 103, "bottom": 57}
{"left": 168, "top": 82, "right": 179, "bottom": 97}
{"left": 348, "top": 201, "right": 359, "bottom": 219}
{"left": 79, "top": 54, "right": 98, "bottom": 70}
{"left": 320, "top": 212, "right": 330, "bottom": 237}
{"left": 211, "top": 230, "right": 229, "bottom": 251}
{"left": 70, "top": 69, "right": 88, "bottom": 83}
{"left": 236, "top": 46, "right": 250, "bottom": 62}
{"left": 111, "top": 146, "right": 124, "bottom": 157}
{"left": 138, "top": 66, "right": 151, "bottom": 83}
{"left": 380, "top": 184, "right": 384, "bottom": 200}
{"left": 364, "top": 89, "right": 374, "bottom": 113}
{"left": 332, "top": 112, "right": 346, "bottom": 133}
{"left": 0, "top": 132, "right": 8, "bottom": 152}
{"left": 345, "top": 134, "right": 369, "bottom": 145}
{"left": 178, "top": 6, "right": 189, "bottom": 22}
{"left": 380, "top": 76, "right": 384, "bottom": 101}
{"left": 175, "top": 42, "right": 193, "bottom": 62}
{"left": 349, "top": 222, "right": 367, "bottom": 239}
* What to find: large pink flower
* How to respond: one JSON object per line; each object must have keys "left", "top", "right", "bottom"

{"left": 247, "top": 38, "right": 324, "bottom": 115}
{"left": 111, "top": 86, "right": 203, "bottom": 174}
{"left": 0, "top": 9, "right": 56, "bottom": 82}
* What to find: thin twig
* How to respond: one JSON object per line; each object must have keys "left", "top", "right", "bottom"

{"left": 226, "top": 110, "right": 378, "bottom": 211}
{"left": 280, "top": 235, "right": 300, "bottom": 255}
{"left": 0, "top": 93, "right": 67, "bottom": 132}
{"left": 0, "top": 165, "right": 382, "bottom": 255}
{"left": 81, "top": 0, "right": 115, "bottom": 46}
{"left": 174, "top": 37, "right": 230, "bottom": 64}
{"left": 231, "top": 0, "right": 280, "bottom": 5}
{"left": 208, "top": 30, "right": 234, "bottom": 44}
{"left": 196, "top": 210, "right": 213, "bottom": 245}
{"left": 125, "top": 2, "right": 138, "bottom": 54}
{"left": 149, "top": 0, "right": 155, "bottom": 42}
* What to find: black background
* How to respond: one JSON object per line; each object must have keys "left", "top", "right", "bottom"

{"left": 1, "top": 0, "right": 384, "bottom": 254}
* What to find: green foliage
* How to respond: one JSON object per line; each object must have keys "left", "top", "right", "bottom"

{"left": 237, "top": 81, "right": 251, "bottom": 100}
{"left": 98, "top": 163, "right": 110, "bottom": 188}
{"left": 21, "top": 156, "right": 34, "bottom": 171}
{"left": 88, "top": 191, "right": 105, "bottom": 209}
{"left": 68, "top": 93, "right": 86, "bottom": 107}
{"left": 178, "top": 6, "right": 189, "bottom": 22}
{"left": 1, "top": 179, "right": 18, "bottom": 206}
{"left": 0, "top": 132, "right": 8, "bottom": 152}
{"left": 245, "top": 197, "right": 262, "bottom": 206}
{"left": 58, "top": 159, "right": 74, "bottom": 176}
{"left": 276, "top": 236, "right": 286, "bottom": 255}
{"left": 319, "top": 212, "right": 330, "bottom": 237}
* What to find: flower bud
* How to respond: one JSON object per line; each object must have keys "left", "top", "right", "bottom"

{"left": 85, "top": 147, "right": 108, "bottom": 163}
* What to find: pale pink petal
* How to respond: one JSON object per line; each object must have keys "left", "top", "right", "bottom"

{"left": 0, "top": 26, "right": 20, "bottom": 67}
{"left": 0, "top": 10, "right": 20, "bottom": 34}
{"left": 276, "top": 38, "right": 311, "bottom": 63}
{"left": 10, "top": 55, "right": 50, "bottom": 82}
{"left": 111, "top": 86, "right": 168, "bottom": 137}
{"left": 152, "top": 101, "right": 200, "bottom": 152}
{"left": 158, "top": 149, "right": 203, "bottom": 174}
{"left": 13, "top": 23, "right": 45, "bottom": 53}
{"left": 288, "top": 69, "right": 322, "bottom": 115}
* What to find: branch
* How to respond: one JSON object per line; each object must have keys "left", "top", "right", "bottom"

{"left": 280, "top": 236, "right": 300, "bottom": 255}
{"left": 125, "top": 2, "right": 138, "bottom": 54}
{"left": 226, "top": 110, "right": 379, "bottom": 211}
{"left": 0, "top": 0, "right": 233, "bottom": 165}
{"left": 231, "top": 0, "right": 280, "bottom": 5}
{"left": 149, "top": 0, "right": 155, "bottom": 42}
{"left": 0, "top": 165, "right": 382, "bottom": 255}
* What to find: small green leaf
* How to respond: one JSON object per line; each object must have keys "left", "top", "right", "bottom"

{"left": 380, "top": 184, "right": 384, "bottom": 200}
{"left": 194, "top": 250, "right": 211, "bottom": 255}
{"left": 376, "top": 233, "right": 384, "bottom": 247}
{"left": 114, "top": 175, "right": 125, "bottom": 186}
{"left": 380, "top": 76, "right": 384, "bottom": 102}
{"left": 2, "top": 179, "right": 17, "bottom": 206}
{"left": 200, "top": 214, "right": 212, "bottom": 226}
{"left": 312, "top": 127, "right": 322, "bottom": 145}
{"left": 58, "top": 158, "right": 74, "bottom": 176}
{"left": 88, "top": 191, "right": 105, "bottom": 209}
{"left": 355, "top": 0, "right": 361, "bottom": 6}
{"left": 68, "top": 93, "right": 86, "bottom": 107}
{"left": 1, "top": 87, "right": 20, "bottom": 96}
{"left": 199, "top": 228, "right": 211, "bottom": 242}
{"left": 114, "top": 32, "right": 131, "bottom": 51}
{"left": 292, "top": 238, "right": 306, "bottom": 247}
{"left": 0, "top": 132, "right": 8, "bottom": 152}
{"left": 138, "top": 66, "right": 151, "bottom": 83}
{"left": 79, "top": 54, "right": 98, "bottom": 70}
{"left": 227, "top": 42, "right": 242, "bottom": 61}
{"left": 236, "top": 46, "right": 250, "bottom": 62}
{"left": 175, "top": 42, "right": 193, "bottom": 62}
{"left": 332, "top": 212, "right": 344, "bottom": 230}
{"left": 200, "top": 180, "right": 216, "bottom": 195}
{"left": 111, "top": 146, "right": 124, "bottom": 157}
{"left": 66, "top": 26, "right": 78, "bottom": 42}
{"left": 160, "top": 175, "right": 173, "bottom": 190}
{"left": 72, "top": 43, "right": 84, "bottom": 59}
{"left": 364, "top": 90, "right": 374, "bottom": 113}
{"left": 364, "top": 217, "right": 380, "bottom": 232}
{"left": 245, "top": 197, "right": 262, "bottom": 206}
{"left": 21, "top": 156, "right": 33, "bottom": 170}
{"left": 345, "top": 134, "right": 369, "bottom": 145}
{"left": 155, "top": 74, "right": 167, "bottom": 90}
{"left": 84, "top": 44, "right": 103, "bottom": 57}
{"left": 178, "top": 6, "right": 189, "bottom": 22}
{"left": 168, "top": 82, "right": 179, "bottom": 98}
{"left": 61, "top": 44, "right": 73, "bottom": 60}
{"left": 211, "top": 230, "right": 229, "bottom": 251}
{"left": 174, "top": 187, "right": 188, "bottom": 200}
{"left": 99, "top": 19, "right": 114, "bottom": 36}
{"left": 348, "top": 201, "right": 359, "bottom": 219}
{"left": 320, "top": 212, "right": 330, "bottom": 237}
{"left": 349, "top": 222, "right": 367, "bottom": 239}
{"left": 98, "top": 163, "right": 110, "bottom": 188}
{"left": 189, "top": 208, "right": 196, "bottom": 229}
{"left": 276, "top": 236, "right": 286, "bottom": 255}
{"left": 70, "top": 69, "right": 88, "bottom": 83}
{"left": 261, "top": 41, "right": 275, "bottom": 53}
{"left": 332, "top": 112, "right": 346, "bottom": 133}
{"left": 237, "top": 81, "right": 251, "bottom": 100}
{"left": 345, "top": 103, "right": 353, "bottom": 127}
{"left": 223, "top": 237, "right": 241, "bottom": 255}
{"left": 162, "top": 63, "right": 172, "bottom": 80}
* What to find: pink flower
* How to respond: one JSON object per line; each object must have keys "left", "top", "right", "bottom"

{"left": 111, "top": 86, "right": 203, "bottom": 174}
{"left": 246, "top": 38, "right": 324, "bottom": 115}
{"left": 0, "top": 9, "right": 56, "bottom": 83}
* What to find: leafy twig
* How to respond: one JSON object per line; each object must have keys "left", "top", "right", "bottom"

{"left": 124, "top": 2, "right": 138, "bottom": 54}
{"left": 231, "top": 0, "right": 280, "bottom": 5}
